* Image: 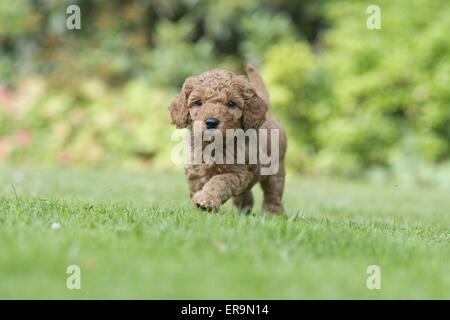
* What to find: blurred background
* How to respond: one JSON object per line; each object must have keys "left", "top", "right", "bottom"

{"left": 0, "top": 0, "right": 449, "bottom": 187}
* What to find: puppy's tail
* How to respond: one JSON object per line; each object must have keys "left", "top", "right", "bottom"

{"left": 246, "top": 64, "right": 270, "bottom": 108}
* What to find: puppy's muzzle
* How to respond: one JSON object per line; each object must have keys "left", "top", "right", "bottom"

{"left": 205, "top": 117, "right": 220, "bottom": 129}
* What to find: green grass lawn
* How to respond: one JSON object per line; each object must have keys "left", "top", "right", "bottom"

{"left": 0, "top": 166, "right": 448, "bottom": 299}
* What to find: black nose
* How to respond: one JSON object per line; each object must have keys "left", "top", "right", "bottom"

{"left": 205, "top": 117, "right": 220, "bottom": 129}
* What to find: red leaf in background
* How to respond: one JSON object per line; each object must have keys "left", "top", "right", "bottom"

{"left": 0, "top": 84, "right": 16, "bottom": 113}
{"left": 0, "top": 139, "right": 12, "bottom": 158}
{"left": 57, "top": 150, "right": 73, "bottom": 165}
{"left": 13, "top": 130, "right": 33, "bottom": 146}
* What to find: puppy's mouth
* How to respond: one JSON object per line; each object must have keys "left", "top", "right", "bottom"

{"left": 204, "top": 127, "right": 221, "bottom": 133}
{"left": 203, "top": 127, "right": 224, "bottom": 138}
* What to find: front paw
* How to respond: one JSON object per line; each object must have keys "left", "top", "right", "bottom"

{"left": 192, "top": 191, "right": 221, "bottom": 212}
{"left": 262, "top": 201, "right": 284, "bottom": 214}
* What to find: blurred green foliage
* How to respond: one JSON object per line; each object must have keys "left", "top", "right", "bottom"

{"left": 0, "top": 0, "right": 449, "bottom": 185}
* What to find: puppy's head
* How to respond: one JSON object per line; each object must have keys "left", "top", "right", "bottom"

{"left": 169, "top": 69, "right": 268, "bottom": 133}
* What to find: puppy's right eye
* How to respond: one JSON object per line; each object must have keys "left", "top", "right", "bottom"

{"left": 227, "top": 100, "right": 237, "bottom": 108}
{"left": 195, "top": 100, "right": 203, "bottom": 107}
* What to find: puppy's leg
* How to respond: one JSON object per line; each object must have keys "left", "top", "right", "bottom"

{"left": 260, "top": 174, "right": 285, "bottom": 214}
{"left": 192, "top": 172, "right": 252, "bottom": 212}
{"left": 232, "top": 191, "right": 254, "bottom": 213}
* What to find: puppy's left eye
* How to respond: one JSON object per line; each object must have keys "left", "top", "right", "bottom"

{"left": 227, "top": 100, "right": 237, "bottom": 108}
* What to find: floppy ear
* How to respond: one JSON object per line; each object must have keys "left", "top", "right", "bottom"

{"left": 169, "top": 78, "right": 194, "bottom": 128}
{"left": 243, "top": 93, "right": 268, "bottom": 129}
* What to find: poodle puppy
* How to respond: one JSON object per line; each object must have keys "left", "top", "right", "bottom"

{"left": 169, "top": 64, "right": 287, "bottom": 213}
